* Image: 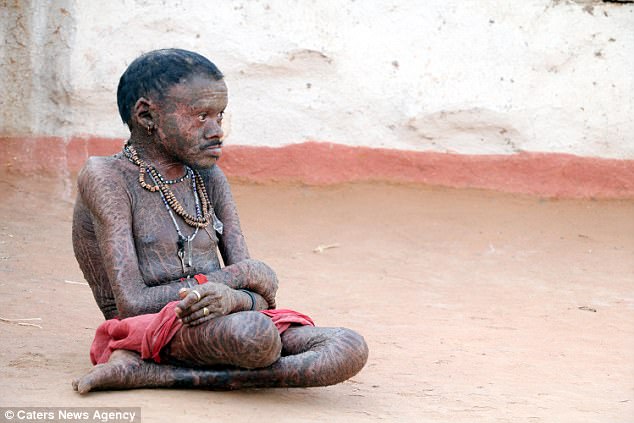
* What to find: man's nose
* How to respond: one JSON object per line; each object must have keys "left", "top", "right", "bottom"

{"left": 204, "top": 119, "right": 223, "bottom": 139}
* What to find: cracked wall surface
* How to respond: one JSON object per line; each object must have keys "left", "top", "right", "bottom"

{"left": 1, "top": 0, "right": 632, "bottom": 159}
{"left": 1, "top": 0, "right": 75, "bottom": 136}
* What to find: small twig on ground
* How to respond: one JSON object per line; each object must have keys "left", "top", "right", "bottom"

{"left": 0, "top": 317, "right": 43, "bottom": 329}
{"left": 64, "top": 280, "right": 89, "bottom": 286}
{"left": 313, "top": 243, "right": 340, "bottom": 253}
{"left": 0, "top": 317, "right": 42, "bottom": 322}
{"left": 578, "top": 306, "right": 597, "bottom": 312}
{"left": 17, "top": 322, "right": 43, "bottom": 329}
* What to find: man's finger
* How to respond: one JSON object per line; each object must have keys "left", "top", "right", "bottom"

{"left": 175, "top": 289, "right": 204, "bottom": 315}
{"left": 187, "top": 314, "right": 215, "bottom": 326}
{"left": 182, "top": 305, "right": 217, "bottom": 325}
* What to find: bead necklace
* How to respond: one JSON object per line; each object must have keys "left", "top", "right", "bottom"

{"left": 123, "top": 141, "right": 224, "bottom": 276}
{"left": 157, "top": 168, "right": 190, "bottom": 185}
{"left": 147, "top": 169, "right": 200, "bottom": 274}
{"left": 123, "top": 142, "right": 219, "bottom": 229}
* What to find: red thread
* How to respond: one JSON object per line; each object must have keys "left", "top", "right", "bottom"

{"left": 194, "top": 274, "right": 208, "bottom": 285}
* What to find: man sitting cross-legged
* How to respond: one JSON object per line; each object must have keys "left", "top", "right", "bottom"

{"left": 71, "top": 48, "right": 368, "bottom": 393}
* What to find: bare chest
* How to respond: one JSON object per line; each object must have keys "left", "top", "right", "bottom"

{"left": 131, "top": 182, "right": 221, "bottom": 285}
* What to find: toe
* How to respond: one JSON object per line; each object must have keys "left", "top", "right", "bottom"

{"left": 77, "top": 377, "right": 93, "bottom": 395}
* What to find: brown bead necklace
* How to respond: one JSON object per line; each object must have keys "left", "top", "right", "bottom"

{"left": 123, "top": 142, "right": 213, "bottom": 229}
{"left": 123, "top": 141, "right": 224, "bottom": 276}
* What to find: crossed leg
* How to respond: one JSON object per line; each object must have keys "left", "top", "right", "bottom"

{"left": 73, "top": 312, "right": 368, "bottom": 393}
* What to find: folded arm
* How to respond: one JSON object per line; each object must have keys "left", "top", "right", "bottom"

{"left": 77, "top": 158, "right": 198, "bottom": 318}
{"left": 176, "top": 167, "right": 278, "bottom": 323}
{"left": 77, "top": 160, "right": 277, "bottom": 320}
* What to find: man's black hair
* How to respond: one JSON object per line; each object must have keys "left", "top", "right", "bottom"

{"left": 117, "top": 48, "right": 224, "bottom": 126}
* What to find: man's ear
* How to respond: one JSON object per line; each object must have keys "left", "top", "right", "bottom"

{"left": 132, "top": 97, "right": 155, "bottom": 129}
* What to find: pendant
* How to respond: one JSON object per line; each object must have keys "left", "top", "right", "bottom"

{"left": 186, "top": 238, "right": 193, "bottom": 267}
{"left": 176, "top": 236, "right": 186, "bottom": 274}
{"left": 212, "top": 210, "right": 224, "bottom": 235}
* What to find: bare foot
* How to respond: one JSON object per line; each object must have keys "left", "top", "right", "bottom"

{"left": 72, "top": 326, "right": 368, "bottom": 393}
{"left": 72, "top": 350, "right": 157, "bottom": 394}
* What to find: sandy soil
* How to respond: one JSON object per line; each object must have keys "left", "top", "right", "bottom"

{"left": 0, "top": 173, "right": 632, "bottom": 422}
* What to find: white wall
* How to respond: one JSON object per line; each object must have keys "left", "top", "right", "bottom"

{"left": 2, "top": 0, "right": 633, "bottom": 158}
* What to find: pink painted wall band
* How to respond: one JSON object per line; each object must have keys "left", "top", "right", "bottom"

{"left": 1, "top": 136, "right": 633, "bottom": 199}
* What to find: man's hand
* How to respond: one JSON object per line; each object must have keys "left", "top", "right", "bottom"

{"left": 175, "top": 283, "right": 236, "bottom": 326}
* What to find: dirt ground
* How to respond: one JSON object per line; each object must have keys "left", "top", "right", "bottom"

{"left": 0, "top": 173, "right": 632, "bottom": 422}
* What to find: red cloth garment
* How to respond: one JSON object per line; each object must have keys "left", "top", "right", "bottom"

{"left": 259, "top": 308, "right": 315, "bottom": 333}
{"left": 140, "top": 302, "right": 184, "bottom": 363}
{"left": 193, "top": 274, "right": 208, "bottom": 284}
{"left": 90, "top": 301, "right": 183, "bottom": 365}
{"left": 90, "top": 303, "right": 314, "bottom": 365}
{"left": 179, "top": 273, "right": 208, "bottom": 284}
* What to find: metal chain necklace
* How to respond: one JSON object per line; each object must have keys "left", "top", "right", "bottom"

{"left": 123, "top": 142, "right": 220, "bottom": 229}
{"left": 122, "top": 141, "right": 224, "bottom": 275}
{"left": 147, "top": 168, "right": 200, "bottom": 275}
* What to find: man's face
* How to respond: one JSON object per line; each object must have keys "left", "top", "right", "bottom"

{"left": 153, "top": 74, "right": 228, "bottom": 169}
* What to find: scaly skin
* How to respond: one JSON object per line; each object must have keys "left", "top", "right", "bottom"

{"left": 72, "top": 326, "right": 368, "bottom": 393}
{"left": 72, "top": 154, "right": 368, "bottom": 393}
{"left": 72, "top": 155, "right": 275, "bottom": 319}
{"left": 164, "top": 311, "right": 283, "bottom": 369}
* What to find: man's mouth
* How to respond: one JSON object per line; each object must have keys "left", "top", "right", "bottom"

{"left": 203, "top": 141, "right": 223, "bottom": 157}
{"left": 203, "top": 140, "right": 223, "bottom": 149}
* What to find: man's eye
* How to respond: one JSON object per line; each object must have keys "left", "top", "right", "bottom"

{"left": 198, "top": 113, "right": 208, "bottom": 121}
{"left": 218, "top": 111, "right": 224, "bottom": 120}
